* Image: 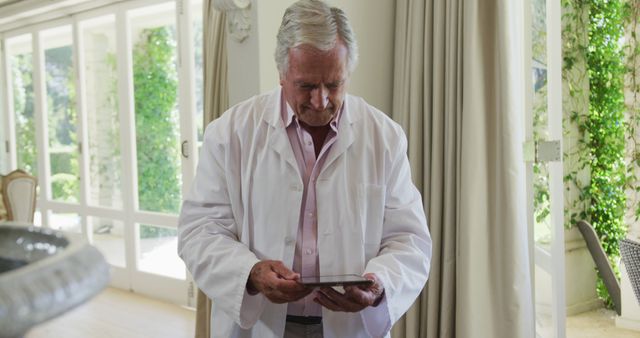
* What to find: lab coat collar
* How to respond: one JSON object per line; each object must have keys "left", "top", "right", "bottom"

{"left": 265, "top": 87, "right": 355, "bottom": 178}
{"left": 263, "top": 87, "right": 357, "bottom": 129}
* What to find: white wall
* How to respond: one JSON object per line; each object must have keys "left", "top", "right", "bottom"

{"left": 255, "top": 0, "right": 294, "bottom": 94}
{"left": 229, "top": 0, "right": 395, "bottom": 114}
{"left": 332, "top": 0, "right": 395, "bottom": 114}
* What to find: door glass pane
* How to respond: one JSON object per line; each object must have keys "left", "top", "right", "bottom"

{"left": 7, "top": 34, "right": 37, "bottom": 176}
{"left": 49, "top": 211, "right": 81, "bottom": 233}
{"left": 42, "top": 26, "right": 79, "bottom": 203}
{"left": 138, "top": 224, "right": 185, "bottom": 279}
{"left": 130, "top": 3, "right": 182, "bottom": 214}
{"left": 81, "top": 15, "right": 123, "bottom": 209}
{"left": 90, "top": 216, "right": 125, "bottom": 267}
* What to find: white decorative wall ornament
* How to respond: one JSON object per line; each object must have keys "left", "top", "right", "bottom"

{"left": 213, "top": 0, "right": 252, "bottom": 42}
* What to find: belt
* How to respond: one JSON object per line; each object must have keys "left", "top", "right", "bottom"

{"left": 286, "top": 315, "right": 322, "bottom": 325}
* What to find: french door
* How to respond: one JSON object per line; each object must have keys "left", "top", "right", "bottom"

{"left": 524, "top": 0, "right": 566, "bottom": 337}
{"left": 0, "top": 0, "right": 204, "bottom": 307}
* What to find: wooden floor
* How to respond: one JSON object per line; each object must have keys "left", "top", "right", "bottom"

{"left": 22, "top": 286, "right": 639, "bottom": 338}
{"left": 26, "top": 288, "right": 195, "bottom": 338}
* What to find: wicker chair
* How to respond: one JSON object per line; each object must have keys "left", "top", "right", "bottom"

{"left": 620, "top": 238, "right": 640, "bottom": 306}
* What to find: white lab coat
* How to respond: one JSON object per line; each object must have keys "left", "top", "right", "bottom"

{"left": 178, "top": 88, "right": 431, "bottom": 338}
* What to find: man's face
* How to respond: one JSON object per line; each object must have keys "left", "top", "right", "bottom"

{"left": 280, "top": 41, "right": 349, "bottom": 127}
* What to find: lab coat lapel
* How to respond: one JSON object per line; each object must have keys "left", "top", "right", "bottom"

{"left": 321, "top": 99, "right": 355, "bottom": 175}
{"left": 266, "top": 88, "right": 300, "bottom": 176}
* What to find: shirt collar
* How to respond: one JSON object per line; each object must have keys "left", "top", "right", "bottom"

{"left": 280, "top": 91, "right": 343, "bottom": 133}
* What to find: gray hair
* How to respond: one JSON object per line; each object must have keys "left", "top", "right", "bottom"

{"left": 275, "top": 0, "right": 359, "bottom": 76}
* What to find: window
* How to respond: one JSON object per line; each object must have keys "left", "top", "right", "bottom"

{"left": 6, "top": 34, "right": 36, "bottom": 176}
{"left": 81, "top": 15, "right": 123, "bottom": 210}
{"left": 130, "top": 3, "right": 182, "bottom": 215}
{"left": 42, "top": 25, "right": 79, "bottom": 204}
{"left": 0, "top": 0, "right": 204, "bottom": 306}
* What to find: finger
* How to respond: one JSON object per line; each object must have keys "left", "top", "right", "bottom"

{"left": 344, "top": 285, "right": 375, "bottom": 306}
{"left": 274, "top": 288, "right": 313, "bottom": 303}
{"left": 360, "top": 273, "right": 384, "bottom": 299}
{"left": 270, "top": 261, "right": 300, "bottom": 280}
{"left": 318, "top": 288, "right": 361, "bottom": 312}
{"left": 275, "top": 278, "right": 309, "bottom": 293}
{"left": 362, "top": 273, "right": 383, "bottom": 290}
{"left": 314, "top": 291, "right": 343, "bottom": 311}
{"left": 268, "top": 281, "right": 313, "bottom": 302}
{"left": 264, "top": 288, "right": 298, "bottom": 304}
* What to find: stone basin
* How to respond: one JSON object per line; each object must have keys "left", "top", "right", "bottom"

{"left": 0, "top": 223, "right": 109, "bottom": 338}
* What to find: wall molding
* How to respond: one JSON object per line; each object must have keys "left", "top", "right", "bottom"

{"left": 213, "top": 0, "right": 251, "bottom": 42}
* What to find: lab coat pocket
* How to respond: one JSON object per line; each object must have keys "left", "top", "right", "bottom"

{"left": 357, "top": 184, "right": 385, "bottom": 262}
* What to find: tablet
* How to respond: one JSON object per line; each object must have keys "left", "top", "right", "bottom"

{"left": 298, "top": 274, "right": 374, "bottom": 287}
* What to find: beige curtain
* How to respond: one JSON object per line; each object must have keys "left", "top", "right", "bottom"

{"left": 203, "top": 2, "right": 229, "bottom": 126}
{"left": 391, "top": 0, "right": 533, "bottom": 337}
{"left": 195, "top": 2, "right": 228, "bottom": 338}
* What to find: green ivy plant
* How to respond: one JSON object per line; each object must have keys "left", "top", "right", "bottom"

{"left": 562, "top": 0, "right": 629, "bottom": 307}
{"left": 132, "top": 26, "right": 181, "bottom": 215}
{"left": 133, "top": 26, "right": 181, "bottom": 238}
{"left": 623, "top": 1, "right": 640, "bottom": 224}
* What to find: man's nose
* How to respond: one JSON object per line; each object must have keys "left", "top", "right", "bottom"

{"left": 310, "top": 86, "right": 329, "bottom": 110}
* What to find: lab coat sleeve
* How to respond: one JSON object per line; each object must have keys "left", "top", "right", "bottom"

{"left": 362, "top": 129, "right": 432, "bottom": 337}
{"left": 178, "top": 118, "right": 265, "bottom": 329}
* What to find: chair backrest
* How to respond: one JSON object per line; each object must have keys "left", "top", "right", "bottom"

{"left": 2, "top": 169, "right": 38, "bottom": 223}
{"left": 577, "top": 220, "right": 621, "bottom": 314}
{"left": 621, "top": 238, "right": 640, "bottom": 306}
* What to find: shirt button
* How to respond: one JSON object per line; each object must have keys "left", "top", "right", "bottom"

{"left": 305, "top": 249, "right": 313, "bottom": 255}
{"left": 307, "top": 141, "right": 312, "bottom": 146}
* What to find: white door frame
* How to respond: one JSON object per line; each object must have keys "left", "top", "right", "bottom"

{"left": 524, "top": 0, "right": 566, "bottom": 337}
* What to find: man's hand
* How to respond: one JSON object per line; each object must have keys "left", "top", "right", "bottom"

{"left": 313, "top": 273, "right": 384, "bottom": 312}
{"left": 247, "top": 260, "right": 312, "bottom": 303}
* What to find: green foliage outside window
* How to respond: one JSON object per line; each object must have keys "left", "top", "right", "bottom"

{"left": 623, "top": 1, "right": 640, "bottom": 227}
{"left": 46, "top": 45, "right": 79, "bottom": 203}
{"left": 562, "top": 0, "right": 632, "bottom": 307}
{"left": 11, "top": 53, "right": 37, "bottom": 177}
{"left": 132, "top": 26, "right": 181, "bottom": 237}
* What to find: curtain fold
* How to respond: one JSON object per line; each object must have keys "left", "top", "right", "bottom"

{"left": 391, "top": 1, "right": 460, "bottom": 337}
{"left": 391, "top": 0, "right": 532, "bottom": 337}
{"left": 457, "top": 0, "right": 532, "bottom": 336}
{"left": 203, "top": 1, "right": 229, "bottom": 125}
{"left": 196, "top": 2, "right": 228, "bottom": 338}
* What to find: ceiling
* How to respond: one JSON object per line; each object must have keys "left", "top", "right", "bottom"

{"left": 0, "top": 0, "right": 109, "bottom": 32}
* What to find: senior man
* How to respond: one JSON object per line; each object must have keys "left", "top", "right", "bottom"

{"left": 178, "top": 0, "right": 432, "bottom": 337}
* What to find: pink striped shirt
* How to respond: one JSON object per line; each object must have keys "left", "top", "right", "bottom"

{"left": 282, "top": 94, "right": 342, "bottom": 317}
